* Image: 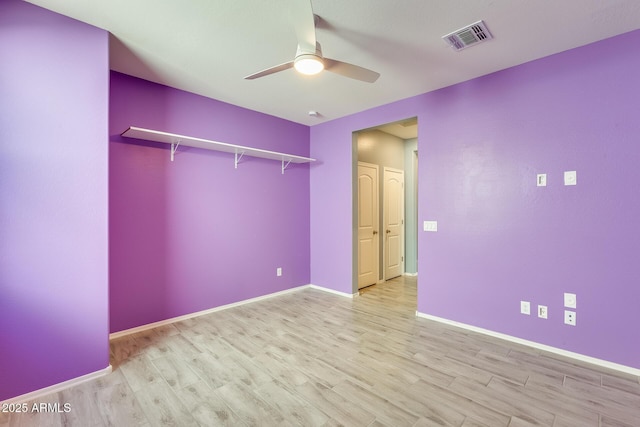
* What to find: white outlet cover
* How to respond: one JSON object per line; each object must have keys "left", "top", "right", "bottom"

{"left": 564, "top": 292, "right": 576, "bottom": 308}
{"left": 564, "top": 170, "right": 577, "bottom": 186}
{"left": 537, "top": 174, "right": 547, "bottom": 187}
{"left": 276, "top": 267, "right": 282, "bottom": 277}
{"left": 564, "top": 310, "right": 576, "bottom": 326}
{"left": 520, "top": 301, "right": 530, "bottom": 315}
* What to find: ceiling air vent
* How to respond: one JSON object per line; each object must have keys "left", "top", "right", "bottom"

{"left": 442, "top": 20, "right": 492, "bottom": 51}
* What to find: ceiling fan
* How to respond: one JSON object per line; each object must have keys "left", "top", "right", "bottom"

{"left": 244, "top": 0, "right": 380, "bottom": 83}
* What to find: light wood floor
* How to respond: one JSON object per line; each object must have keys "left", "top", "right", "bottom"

{"left": 3, "top": 276, "right": 640, "bottom": 426}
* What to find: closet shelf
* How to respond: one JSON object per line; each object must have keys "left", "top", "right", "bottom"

{"left": 121, "top": 126, "right": 315, "bottom": 174}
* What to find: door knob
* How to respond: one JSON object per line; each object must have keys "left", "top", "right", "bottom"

{"left": 386, "top": 229, "right": 391, "bottom": 233}
{"left": 373, "top": 230, "right": 378, "bottom": 235}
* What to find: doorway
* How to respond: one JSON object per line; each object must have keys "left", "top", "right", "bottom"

{"left": 353, "top": 117, "right": 418, "bottom": 291}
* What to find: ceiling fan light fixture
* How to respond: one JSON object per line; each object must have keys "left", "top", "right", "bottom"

{"left": 294, "top": 54, "right": 324, "bottom": 75}
{"left": 245, "top": 3, "right": 379, "bottom": 83}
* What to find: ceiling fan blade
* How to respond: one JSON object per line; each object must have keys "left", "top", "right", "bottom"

{"left": 244, "top": 61, "right": 294, "bottom": 80}
{"left": 289, "top": 0, "right": 316, "bottom": 53}
{"left": 324, "top": 58, "right": 380, "bottom": 83}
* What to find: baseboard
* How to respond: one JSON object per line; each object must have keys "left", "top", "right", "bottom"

{"left": 110, "top": 285, "right": 312, "bottom": 339}
{"left": 416, "top": 312, "right": 640, "bottom": 377}
{"left": 403, "top": 272, "right": 418, "bottom": 277}
{"left": 1, "top": 365, "right": 112, "bottom": 405}
{"left": 307, "top": 284, "right": 357, "bottom": 298}
{"left": 111, "top": 283, "right": 358, "bottom": 339}
{"left": 4, "top": 284, "right": 355, "bottom": 403}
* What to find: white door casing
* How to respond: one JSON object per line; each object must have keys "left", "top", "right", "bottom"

{"left": 384, "top": 167, "right": 404, "bottom": 280}
{"left": 357, "top": 162, "right": 379, "bottom": 289}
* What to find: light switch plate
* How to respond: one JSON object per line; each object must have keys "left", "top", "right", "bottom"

{"left": 564, "top": 171, "right": 577, "bottom": 186}
{"left": 537, "top": 174, "right": 547, "bottom": 187}
{"left": 423, "top": 220, "right": 438, "bottom": 232}
{"left": 538, "top": 305, "right": 548, "bottom": 319}
{"left": 520, "top": 301, "right": 530, "bottom": 315}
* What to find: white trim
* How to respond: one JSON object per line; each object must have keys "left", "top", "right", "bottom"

{"left": 403, "top": 272, "right": 418, "bottom": 277}
{"left": 308, "top": 284, "right": 357, "bottom": 298}
{"left": 111, "top": 284, "right": 357, "bottom": 340}
{"left": 1, "top": 365, "right": 112, "bottom": 405}
{"left": 4, "top": 285, "right": 355, "bottom": 403}
{"left": 111, "top": 284, "right": 356, "bottom": 340}
{"left": 416, "top": 312, "right": 640, "bottom": 377}
{"left": 110, "top": 285, "right": 311, "bottom": 339}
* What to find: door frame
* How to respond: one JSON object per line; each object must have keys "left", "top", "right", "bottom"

{"left": 351, "top": 119, "right": 418, "bottom": 293}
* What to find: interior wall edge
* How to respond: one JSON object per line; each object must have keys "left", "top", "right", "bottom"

{"left": 109, "top": 284, "right": 313, "bottom": 339}
{"left": 0, "top": 366, "right": 113, "bottom": 406}
{"left": 416, "top": 312, "right": 640, "bottom": 377}
{"left": 110, "top": 283, "right": 356, "bottom": 340}
{"left": 308, "top": 284, "right": 357, "bottom": 299}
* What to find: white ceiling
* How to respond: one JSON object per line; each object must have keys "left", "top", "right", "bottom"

{"left": 26, "top": 0, "right": 640, "bottom": 133}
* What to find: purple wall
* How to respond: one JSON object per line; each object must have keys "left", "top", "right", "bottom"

{"left": 311, "top": 30, "right": 640, "bottom": 369}
{"left": 0, "top": 0, "right": 109, "bottom": 401}
{"left": 2, "top": 2, "right": 637, "bottom": 404}
{"left": 109, "top": 72, "right": 310, "bottom": 333}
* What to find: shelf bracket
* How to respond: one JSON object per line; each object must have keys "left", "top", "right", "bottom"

{"left": 281, "top": 158, "right": 292, "bottom": 174}
{"left": 234, "top": 151, "right": 245, "bottom": 169}
{"left": 170, "top": 141, "right": 181, "bottom": 162}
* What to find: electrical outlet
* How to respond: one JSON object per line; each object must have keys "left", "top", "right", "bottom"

{"left": 564, "top": 310, "right": 576, "bottom": 326}
{"left": 538, "top": 305, "right": 548, "bottom": 319}
{"left": 564, "top": 293, "right": 576, "bottom": 308}
{"left": 520, "top": 301, "right": 531, "bottom": 315}
{"left": 276, "top": 267, "right": 282, "bottom": 277}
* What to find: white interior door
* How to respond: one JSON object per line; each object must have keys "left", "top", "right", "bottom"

{"left": 357, "top": 162, "right": 379, "bottom": 289}
{"left": 384, "top": 167, "right": 404, "bottom": 280}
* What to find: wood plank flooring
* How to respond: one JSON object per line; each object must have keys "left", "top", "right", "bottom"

{"left": 3, "top": 276, "right": 640, "bottom": 426}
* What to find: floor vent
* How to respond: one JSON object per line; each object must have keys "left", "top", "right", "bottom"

{"left": 442, "top": 20, "right": 493, "bottom": 51}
